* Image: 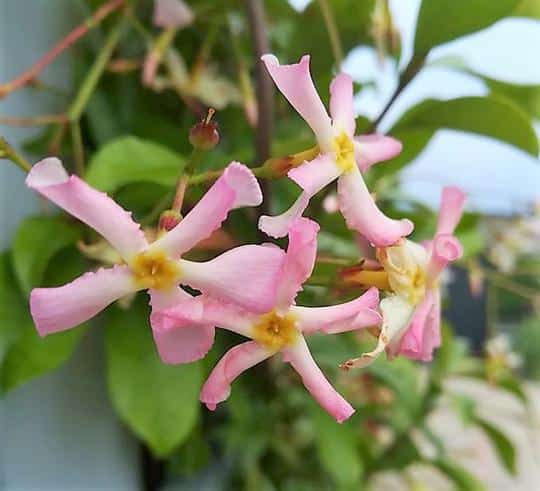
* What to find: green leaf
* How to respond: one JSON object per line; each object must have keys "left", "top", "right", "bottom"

{"left": 392, "top": 96, "right": 539, "bottom": 157}
{"left": 431, "top": 458, "right": 486, "bottom": 491}
{"left": 309, "top": 403, "right": 363, "bottom": 486}
{"left": 414, "top": 0, "right": 520, "bottom": 55}
{"left": 11, "top": 215, "right": 82, "bottom": 295}
{"left": 1, "top": 249, "right": 87, "bottom": 392}
{"left": 473, "top": 416, "right": 517, "bottom": 475}
{"left": 85, "top": 136, "right": 185, "bottom": 194}
{"left": 514, "top": 0, "right": 540, "bottom": 19}
{"left": 105, "top": 298, "right": 203, "bottom": 457}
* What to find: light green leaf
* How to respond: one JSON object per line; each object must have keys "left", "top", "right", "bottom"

{"left": 392, "top": 96, "right": 539, "bottom": 157}
{"left": 105, "top": 298, "right": 203, "bottom": 457}
{"left": 414, "top": 0, "right": 520, "bottom": 54}
{"left": 514, "top": 0, "right": 540, "bottom": 19}
{"left": 431, "top": 458, "right": 486, "bottom": 491}
{"left": 309, "top": 403, "right": 363, "bottom": 486}
{"left": 85, "top": 136, "right": 185, "bottom": 193}
{"left": 474, "top": 416, "right": 517, "bottom": 475}
{"left": 1, "top": 249, "right": 87, "bottom": 392}
{"left": 11, "top": 215, "right": 82, "bottom": 295}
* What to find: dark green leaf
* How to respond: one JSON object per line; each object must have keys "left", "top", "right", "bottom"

{"left": 11, "top": 215, "right": 82, "bottom": 295}
{"left": 431, "top": 458, "right": 486, "bottom": 490}
{"left": 105, "top": 298, "right": 203, "bottom": 457}
{"left": 85, "top": 136, "right": 185, "bottom": 194}
{"left": 414, "top": 0, "right": 520, "bottom": 54}
{"left": 473, "top": 416, "right": 517, "bottom": 475}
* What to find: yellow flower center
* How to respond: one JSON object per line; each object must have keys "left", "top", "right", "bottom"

{"left": 130, "top": 249, "right": 181, "bottom": 290}
{"left": 332, "top": 132, "right": 355, "bottom": 172}
{"left": 252, "top": 311, "right": 299, "bottom": 351}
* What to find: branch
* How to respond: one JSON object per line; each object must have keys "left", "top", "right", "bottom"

{"left": 0, "top": 0, "right": 126, "bottom": 99}
{"left": 0, "top": 138, "right": 32, "bottom": 173}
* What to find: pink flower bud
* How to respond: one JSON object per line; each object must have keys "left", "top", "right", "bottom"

{"left": 159, "top": 209, "right": 182, "bottom": 232}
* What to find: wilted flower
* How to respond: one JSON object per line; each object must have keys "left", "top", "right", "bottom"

{"left": 342, "top": 187, "right": 466, "bottom": 368}
{"left": 153, "top": 0, "right": 194, "bottom": 29}
{"left": 26, "top": 159, "right": 284, "bottom": 363}
{"left": 258, "top": 54, "right": 413, "bottom": 246}
{"left": 154, "top": 218, "right": 382, "bottom": 422}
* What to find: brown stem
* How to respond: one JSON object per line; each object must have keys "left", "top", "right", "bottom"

{"left": 245, "top": 0, "right": 274, "bottom": 218}
{"left": 0, "top": 0, "right": 125, "bottom": 99}
{"left": 0, "top": 114, "right": 68, "bottom": 127}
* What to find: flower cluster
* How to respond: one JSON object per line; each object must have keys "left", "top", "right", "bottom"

{"left": 26, "top": 54, "right": 465, "bottom": 423}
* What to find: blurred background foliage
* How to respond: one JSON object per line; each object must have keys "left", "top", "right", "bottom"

{"left": 1, "top": 0, "right": 540, "bottom": 489}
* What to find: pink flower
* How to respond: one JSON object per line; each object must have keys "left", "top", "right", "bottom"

{"left": 258, "top": 55, "right": 413, "bottom": 246}
{"left": 157, "top": 218, "right": 382, "bottom": 422}
{"left": 342, "top": 187, "right": 466, "bottom": 369}
{"left": 26, "top": 159, "right": 285, "bottom": 363}
{"left": 153, "top": 0, "right": 194, "bottom": 29}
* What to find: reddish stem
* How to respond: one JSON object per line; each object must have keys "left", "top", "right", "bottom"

{"left": 0, "top": 0, "right": 125, "bottom": 98}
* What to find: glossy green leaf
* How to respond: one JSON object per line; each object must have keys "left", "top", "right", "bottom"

{"left": 431, "top": 458, "right": 486, "bottom": 491}
{"left": 474, "top": 416, "right": 517, "bottom": 475}
{"left": 310, "top": 404, "right": 363, "bottom": 485}
{"left": 85, "top": 136, "right": 185, "bottom": 193}
{"left": 392, "top": 96, "right": 539, "bottom": 157}
{"left": 414, "top": 0, "right": 520, "bottom": 54}
{"left": 11, "top": 215, "right": 82, "bottom": 295}
{"left": 1, "top": 249, "right": 87, "bottom": 392}
{"left": 105, "top": 298, "right": 203, "bottom": 457}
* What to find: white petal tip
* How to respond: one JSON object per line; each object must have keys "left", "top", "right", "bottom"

{"left": 258, "top": 215, "right": 288, "bottom": 239}
{"left": 26, "top": 157, "right": 69, "bottom": 188}
{"left": 224, "top": 161, "right": 263, "bottom": 208}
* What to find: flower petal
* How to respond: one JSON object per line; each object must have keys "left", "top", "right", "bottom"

{"left": 258, "top": 192, "right": 310, "bottom": 239}
{"left": 330, "top": 73, "right": 355, "bottom": 136}
{"left": 341, "top": 294, "right": 415, "bottom": 369}
{"left": 287, "top": 153, "right": 342, "bottom": 195}
{"left": 284, "top": 337, "right": 354, "bottom": 423}
{"left": 337, "top": 165, "right": 413, "bottom": 246}
{"left": 151, "top": 162, "right": 262, "bottom": 258}
{"left": 180, "top": 244, "right": 285, "bottom": 313}
{"left": 354, "top": 135, "right": 403, "bottom": 172}
{"left": 153, "top": 0, "right": 194, "bottom": 29}
{"left": 198, "top": 296, "right": 257, "bottom": 338}
{"left": 275, "top": 218, "right": 319, "bottom": 309}
{"left": 26, "top": 158, "right": 147, "bottom": 261}
{"left": 427, "top": 234, "right": 463, "bottom": 283}
{"left": 262, "top": 54, "right": 333, "bottom": 147}
{"left": 30, "top": 265, "right": 136, "bottom": 336}
{"left": 200, "top": 341, "right": 272, "bottom": 410}
{"left": 437, "top": 186, "right": 466, "bottom": 235}
{"left": 293, "top": 287, "right": 381, "bottom": 334}
{"left": 149, "top": 288, "right": 215, "bottom": 364}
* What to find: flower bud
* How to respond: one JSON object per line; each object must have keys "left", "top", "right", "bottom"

{"left": 189, "top": 109, "right": 219, "bottom": 150}
{"left": 159, "top": 209, "right": 182, "bottom": 232}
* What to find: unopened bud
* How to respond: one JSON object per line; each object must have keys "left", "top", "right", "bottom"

{"left": 189, "top": 109, "right": 219, "bottom": 150}
{"left": 159, "top": 209, "right": 182, "bottom": 232}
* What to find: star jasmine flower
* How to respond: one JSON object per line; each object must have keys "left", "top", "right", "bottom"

{"left": 258, "top": 54, "right": 413, "bottom": 246}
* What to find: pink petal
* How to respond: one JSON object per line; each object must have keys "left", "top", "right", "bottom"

{"left": 292, "top": 287, "right": 381, "bottom": 334}
{"left": 284, "top": 337, "right": 354, "bottom": 423}
{"left": 437, "top": 186, "right": 466, "bottom": 235}
{"left": 153, "top": 0, "right": 194, "bottom": 29}
{"left": 258, "top": 192, "right": 310, "bottom": 239}
{"left": 200, "top": 341, "right": 272, "bottom": 410}
{"left": 180, "top": 244, "right": 285, "bottom": 313}
{"left": 354, "top": 135, "right": 403, "bottom": 172}
{"left": 337, "top": 166, "right": 413, "bottom": 246}
{"left": 329, "top": 73, "right": 355, "bottom": 136}
{"left": 287, "top": 153, "right": 342, "bottom": 195}
{"left": 149, "top": 289, "right": 215, "bottom": 364}
{"left": 198, "top": 297, "right": 260, "bottom": 338}
{"left": 275, "top": 218, "right": 320, "bottom": 309}
{"left": 262, "top": 54, "right": 333, "bottom": 147}
{"left": 30, "top": 265, "right": 136, "bottom": 336}
{"left": 26, "top": 158, "right": 147, "bottom": 261}
{"left": 151, "top": 162, "right": 262, "bottom": 258}
{"left": 427, "top": 234, "right": 463, "bottom": 283}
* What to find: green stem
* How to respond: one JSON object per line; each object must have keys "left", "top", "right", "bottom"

{"left": 318, "top": 0, "right": 344, "bottom": 68}
{"left": 71, "top": 121, "right": 85, "bottom": 175}
{"left": 67, "top": 20, "right": 125, "bottom": 122}
{"left": 0, "top": 137, "right": 32, "bottom": 172}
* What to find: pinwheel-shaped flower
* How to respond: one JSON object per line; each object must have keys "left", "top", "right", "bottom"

{"left": 156, "top": 218, "right": 381, "bottom": 422}
{"left": 27, "top": 159, "right": 285, "bottom": 362}
{"left": 342, "top": 187, "right": 466, "bottom": 368}
{"left": 258, "top": 54, "right": 413, "bottom": 246}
